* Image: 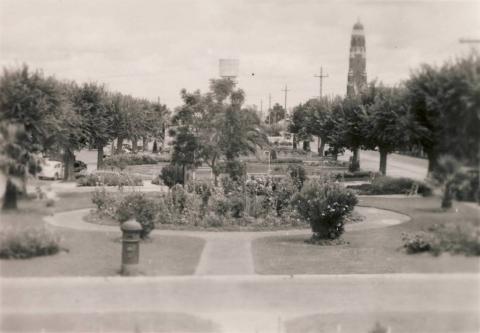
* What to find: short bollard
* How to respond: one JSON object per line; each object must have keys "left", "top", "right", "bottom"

{"left": 120, "top": 219, "right": 142, "bottom": 276}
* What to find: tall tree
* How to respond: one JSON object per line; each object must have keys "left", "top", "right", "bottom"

{"left": 72, "top": 83, "right": 114, "bottom": 169}
{"left": 265, "top": 103, "right": 286, "bottom": 124}
{"left": 51, "top": 81, "right": 88, "bottom": 181}
{"left": 304, "top": 98, "right": 331, "bottom": 155}
{"left": 289, "top": 104, "right": 311, "bottom": 150}
{"left": 406, "top": 53, "right": 480, "bottom": 172}
{"left": 0, "top": 65, "right": 64, "bottom": 209}
{"left": 363, "top": 85, "right": 411, "bottom": 175}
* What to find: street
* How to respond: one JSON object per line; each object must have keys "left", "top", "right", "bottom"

{"left": 339, "top": 150, "right": 428, "bottom": 181}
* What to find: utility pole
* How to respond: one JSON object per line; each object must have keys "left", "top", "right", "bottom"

{"left": 268, "top": 93, "right": 272, "bottom": 125}
{"left": 281, "top": 84, "right": 289, "bottom": 116}
{"left": 260, "top": 99, "right": 263, "bottom": 120}
{"left": 314, "top": 67, "right": 328, "bottom": 99}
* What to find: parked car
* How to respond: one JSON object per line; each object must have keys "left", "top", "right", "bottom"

{"left": 38, "top": 159, "right": 64, "bottom": 180}
{"left": 74, "top": 160, "right": 87, "bottom": 173}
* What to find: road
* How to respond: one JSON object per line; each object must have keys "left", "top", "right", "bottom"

{"left": 77, "top": 149, "right": 429, "bottom": 181}
{"left": 339, "top": 150, "right": 428, "bottom": 181}
{"left": 1, "top": 274, "right": 478, "bottom": 332}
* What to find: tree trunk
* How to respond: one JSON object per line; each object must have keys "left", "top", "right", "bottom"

{"left": 182, "top": 164, "right": 186, "bottom": 185}
{"left": 116, "top": 137, "right": 124, "bottom": 154}
{"left": 211, "top": 157, "right": 218, "bottom": 187}
{"left": 131, "top": 137, "right": 138, "bottom": 153}
{"left": 379, "top": 147, "right": 388, "bottom": 176}
{"left": 303, "top": 141, "right": 310, "bottom": 152}
{"left": 142, "top": 136, "right": 148, "bottom": 151}
{"left": 351, "top": 148, "right": 360, "bottom": 171}
{"left": 97, "top": 146, "right": 104, "bottom": 170}
{"left": 63, "top": 149, "right": 76, "bottom": 181}
{"left": 2, "top": 179, "right": 17, "bottom": 210}
{"left": 442, "top": 181, "right": 453, "bottom": 209}
{"left": 427, "top": 151, "right": 437, "bottom": 174}
{"left": 152, "top": 140, "right": 158, "bottom": 153}
{"left": 292, "top": 134, "right": 297, "bottom": 150}
{"left": 318, "top": 137, "right": 325, "bottom": 156}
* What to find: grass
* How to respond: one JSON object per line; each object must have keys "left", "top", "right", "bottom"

{"left": 1, "top": 312, "right": 220, "bottom": 333}
{"left": 252, "top": 196, "right": 480, "bottom": 274}
{"left": 0, "top": 193, "right": 205, "bottom": 277}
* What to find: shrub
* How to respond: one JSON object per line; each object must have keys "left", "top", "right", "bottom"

{"left": 212, "top": 196, "right": 231, "bottom": 217}
{"left": 403, "top": 224, "right": 480, "bottom": 256}
{"left": 115, "top": 193, "right": 156, "bottom": 239}
{"left": 452, "top": 169, "right": 479, "bottom": 202}
{"left": 104, "top": 153, "right": 160, "bottom": 169}
{"left": 287, "top": 164, "right": 307, "bottom": 189}
{"left": 204, "top": 212, "right": 224, "bottom": 227}
{"left": 190, "top": 181, "right": 213, "bottom": 216}
{"left": 160, "top": 164, "right": 184, "bottom": 188}
{"left": 225, "top": 160, "right": 246, "bottom": 181}
{"left": 270, "top": 158, "right": 303, "bottom": 164}
{"left": 229, "top": 193, "right": 245, "bottom": 218}
{"left": 402, "top": 232, "right": 434, "bottom": 254}
{"left": 77, "top": 171, "right": 143, "bottom": 187}
{"left": 0, "top": 227, "right": 62, "bottom": 259}
{"left": 348, "top": 176, "right": 432, "bottom": 196}
{"left": 91, "top": 188, "right": 118, "bottom": 218}
{"left": 171, "top": 184, "right": 188, "bottom": 212}
{"left": 335, "top": 170, "right": 372, "bottom": 180}
{"left": 270, "top": 149, "right": 277, "bottom": 160}
{"left": 292, "top": 180, "right": 357, "bottom": 239}
{"left": 271, "top": 177, "right": 297, "bottom": 216}
{"left": 151, "top": 175, "right": 162, "bottom": 185}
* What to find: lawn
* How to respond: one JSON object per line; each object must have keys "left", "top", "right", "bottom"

{"left": 252, "top": 196, "right": 480, "bottom": 274}
{"left": 0, "top": 192, "right": 205, "bottom": 277}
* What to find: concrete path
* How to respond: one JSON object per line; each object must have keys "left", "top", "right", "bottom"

{"left": 1, "top": 274, "right": 478, "bottom": 333}
{"left": 45, "top": 207, "right": 410, "bottom": 276}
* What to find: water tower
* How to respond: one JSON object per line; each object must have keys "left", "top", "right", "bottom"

{"left": 219, "top": 59, "right": 239, "bottom": 79}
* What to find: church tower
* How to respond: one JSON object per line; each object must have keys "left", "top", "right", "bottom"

{"left": 347, "top": 20, "right": 367, "bottom": 96}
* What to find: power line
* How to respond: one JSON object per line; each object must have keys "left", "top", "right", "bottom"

{"left": 314, "top": 66, "right": 328, "bottom": 99}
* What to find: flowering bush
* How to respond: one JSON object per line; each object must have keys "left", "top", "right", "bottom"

{"left": 0, "top": 227, "right": 62, "bottom": 259}
{"left": 115, "top": 193, "right": 156, "bottom": 239}
{"left": 104, "top": 153, "right": 160, "bottom": 170}
{"left": 287, "top": 164, "right": 307, "bottom": 189}
{"left": 78, "top": 171, "right": 143, "bottom": 187}
{"left": 402, "top": 232, "right": 434, "bottom": 254}
{"left": 91, "top": 188, "right": 118, "bottom": 219}
{"left": 292, "top": 180, "right": 358, "bottom": 239}
{"left": 90, "top": 175, "right": 323, "bottom": 231}
{"left": 403, "top": 224, "right": 480, "bottom": 256}
{"left": 159, "top": 164, "right": 184, "bottom": 188}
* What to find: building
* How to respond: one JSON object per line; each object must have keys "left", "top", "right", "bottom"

{"left": 346, "top": 20, "right": 367, "bottom": 96}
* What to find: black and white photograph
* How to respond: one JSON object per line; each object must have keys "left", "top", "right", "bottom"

{"left": 0, "top": 0, "right": 479, "bottom": 332}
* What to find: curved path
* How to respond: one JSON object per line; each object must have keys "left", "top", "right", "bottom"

{"left": 45, "top": 207, "right": 410, "bottom": 275}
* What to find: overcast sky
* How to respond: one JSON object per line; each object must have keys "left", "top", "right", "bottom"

{"left": 1, "top": 0, "right": 479, "bottom": 111}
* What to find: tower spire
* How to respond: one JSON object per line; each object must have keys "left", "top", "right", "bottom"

{"left": 347, "top": 20, "right": 367, "bottom": 96}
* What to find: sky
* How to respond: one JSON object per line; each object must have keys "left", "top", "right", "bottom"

{"left": 1, "top": 0, "right": 479, "bottom": 113}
